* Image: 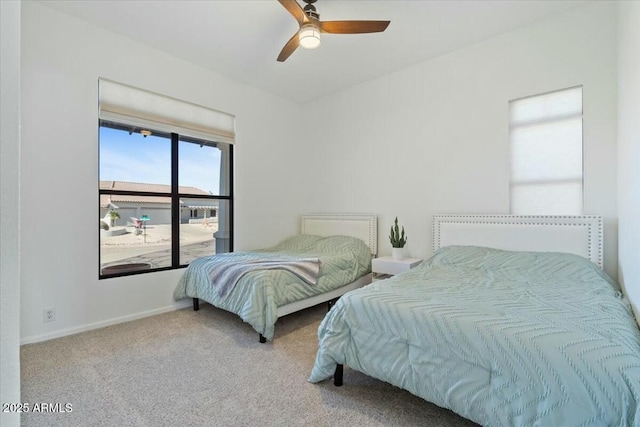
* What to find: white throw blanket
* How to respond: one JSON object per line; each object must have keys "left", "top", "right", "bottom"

{"left": 209, "top": 258, "right": 322, "bottom": 300}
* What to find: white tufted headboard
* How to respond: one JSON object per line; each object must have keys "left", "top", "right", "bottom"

{"left": 433, "top": 215, "right": 603, "bottom": 268}
{"left": 301, "top": 213, "right": 377, "bottom": 256}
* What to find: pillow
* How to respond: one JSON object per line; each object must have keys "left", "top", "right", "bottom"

{"left": 429, "top": 245, "right": 618, "bottom": 291}
{"left": 312, "top": 235, "right": 371, "bottom": 256}
{"left": 265, "top": 234, "right": 323, "bottom": 252}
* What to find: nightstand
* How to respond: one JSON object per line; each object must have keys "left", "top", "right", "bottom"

{"left": 371, "top": 256, "right": 423, "bottom": 280}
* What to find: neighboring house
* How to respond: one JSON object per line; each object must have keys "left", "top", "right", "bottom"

{"left": 99, "top": 180, "right": 218, "bottom": 226}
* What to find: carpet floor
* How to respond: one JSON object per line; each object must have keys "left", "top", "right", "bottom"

{"left": 21, "top": 303, "right": 478, "bottom": 427}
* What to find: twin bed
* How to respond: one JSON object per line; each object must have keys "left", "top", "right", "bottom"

{"left": 174, "top": 213, "right": 377, "bottom": 342}
{"left": 175, "top": 213, "right": 640, "bottom": 425}
{"left": 309, "top": 215, "right": 640, "bottom": 426}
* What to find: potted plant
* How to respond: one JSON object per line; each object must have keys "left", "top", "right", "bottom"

{"left": 108, "top": 209, "right": 120, "bottom": 227}
{"left": 389, "top": 217, "right": 407, "bottom": 260}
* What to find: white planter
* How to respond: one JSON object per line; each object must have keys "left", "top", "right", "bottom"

{"left": 391, "top": 247, "right": 404, "bottom": 260}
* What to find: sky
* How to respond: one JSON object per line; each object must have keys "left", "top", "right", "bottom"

{"left": 99, "top": 126, "right": 223, "bottom": 194}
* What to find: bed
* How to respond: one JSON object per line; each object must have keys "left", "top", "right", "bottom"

{"left": 174, "top": 213, "right": 377, "bottom": 342}
{"left": 309, "top": 215, "right": 640, "bottom": 426}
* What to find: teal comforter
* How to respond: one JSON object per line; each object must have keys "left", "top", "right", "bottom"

{"left": 174, "top": 234, "right": 371, "bottom": 340}
{"left": 309, "top": 246, "right": 640, "bottom": 426}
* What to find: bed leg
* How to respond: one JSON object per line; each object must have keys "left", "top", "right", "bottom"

{"left": 193, "top": 298, "right": 200, "bottom": 311}
{"left": 334, "top": 364, "right": 343, "bottom": 387}
{"left": 259, "top": 334, "right": 266, "bottom": 343}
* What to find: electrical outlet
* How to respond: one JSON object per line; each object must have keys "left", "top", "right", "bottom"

{"left": 43, "top": 308, "right": 55, "bottom": 323}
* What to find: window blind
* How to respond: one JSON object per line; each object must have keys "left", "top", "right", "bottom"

{"left": 509, "top": 86, "right": 583, "bottom": 215}
{"left": 98, "top": 78, "right": 235, "bottom": 144}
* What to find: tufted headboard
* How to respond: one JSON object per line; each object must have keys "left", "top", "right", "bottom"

{"left": 432, "top": 214, "right": 603, "bottom": 268}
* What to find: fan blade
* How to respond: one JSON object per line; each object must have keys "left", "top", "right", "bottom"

{"left": 320, "top": 20, "right": 390, "bottom": 34}
{"left": 278, "top": 0, "right": 309, "bottom": 25}
{"left": 277, "top": 32, "right": 300, "bottom": 62}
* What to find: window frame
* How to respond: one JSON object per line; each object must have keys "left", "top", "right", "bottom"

{"left": 98, "top": 121, "right": 234, "bottom": 279}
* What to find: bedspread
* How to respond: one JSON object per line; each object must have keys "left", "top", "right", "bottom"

{"left": 309, "top": 246, "right": 640, "bottom": 426}
{"left": 174, "top": 234, "right": 371, "bottom": 340}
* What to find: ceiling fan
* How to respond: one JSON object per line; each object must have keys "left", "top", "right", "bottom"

{"left": 277, "top": 0, "right": 390, "bottom": 62}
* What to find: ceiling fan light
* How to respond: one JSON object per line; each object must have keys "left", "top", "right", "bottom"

{"left": 299, "top": 24, "right": 321, "bottom": 49}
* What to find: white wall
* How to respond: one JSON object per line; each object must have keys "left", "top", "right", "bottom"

{"left": 617, "top": 1, "right": 640, "bottom": 322}
{"left": 304, "top": 2, "right": 619, "bottom": 279}
{"left": 1, "top": 1, "right": 21, "bottom": 425}
{"left": 20, "top": 2, "right": 308, "bottom": 343}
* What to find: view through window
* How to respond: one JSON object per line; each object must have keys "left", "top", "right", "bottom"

{"left": 99, "top": 120, "right": 233, "bottom": 277}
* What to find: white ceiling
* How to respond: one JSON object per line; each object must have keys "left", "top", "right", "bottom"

{"left": 40, "top": 0, "right": 590, "bottom": 103}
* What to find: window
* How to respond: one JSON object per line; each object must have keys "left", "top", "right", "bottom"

{"left": 98, "top": 79, "right": 235, "bottom": 278}
{"left": 509, "top": 86, "right": 583, "bottom": 215}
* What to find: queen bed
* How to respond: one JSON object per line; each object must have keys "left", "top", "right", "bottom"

{"left": 174, "top": 213, "right": 377, "bottom": 342}
{"left": 309, "top": 215, "right": 640, "bottom": 426}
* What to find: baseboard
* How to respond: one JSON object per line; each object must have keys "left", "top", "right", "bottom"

{"left": 20, "top": 300, "right": 192, "bottom": 345}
